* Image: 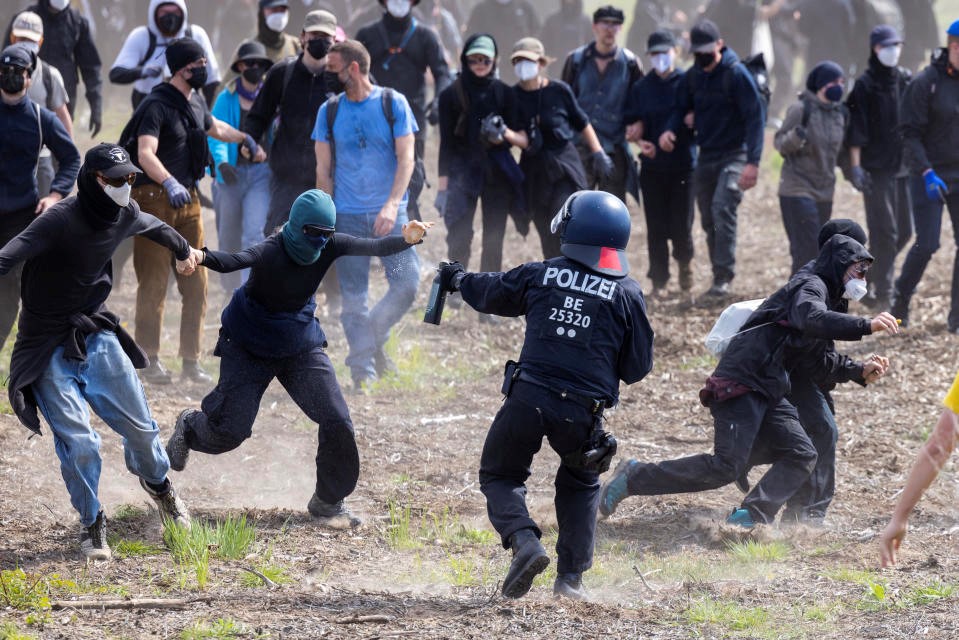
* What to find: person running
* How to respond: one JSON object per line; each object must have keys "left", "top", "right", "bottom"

{"left": 164, "top": 189, "right": 430, "bottom": 527}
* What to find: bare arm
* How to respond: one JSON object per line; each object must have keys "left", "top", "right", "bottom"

{"left": 138, "top": 134, "right": 172, "bottom": 185}
{"left": 208, "top": 116, "right": 266, "bottom": 162}
{"left": 315, "top": 140, "right": 333, "bottom": 193}
{"left": 373, "top": 132, "right": 415, "bottom": 237}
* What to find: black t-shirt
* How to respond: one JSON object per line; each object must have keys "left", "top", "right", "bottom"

{"left": 513, "top": 80, "right": 589, "bottom": 152}
{"left": 134, "top": 89, "right": 213, "bottom": 188}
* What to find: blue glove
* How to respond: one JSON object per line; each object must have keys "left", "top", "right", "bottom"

{"left": 923, "top": 170, "right": 948, "bottom": 202}
{"left": 162, "top": 176, "right": 192, "bottom": 209}
{"left": 434, "top": 189, "right": 448, "bottom": 215}
{"left": 241, "top": 134, "right": 260, "bottom": 160}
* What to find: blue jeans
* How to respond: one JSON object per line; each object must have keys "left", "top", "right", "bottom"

{"left": 334, "top": 211, "right": 419, "bottom": 381}
{"left": 32, "top": 332, "right": 169, "bottom": 527}
{"left": 779, "top": 196, "right": 832, "bottom": 275}
{"left": 212, "top": 163, "right": 271, "bottom": 292}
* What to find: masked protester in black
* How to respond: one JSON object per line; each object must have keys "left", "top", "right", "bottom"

{"left": 356, "top": 0, "right": 453, "bottom": 222}
{"left": 436, "top": 34, "right": 528, "bottom": 283}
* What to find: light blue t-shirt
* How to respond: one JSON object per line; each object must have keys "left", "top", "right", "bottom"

{"left": 312, "top": 86, "right": 418, "bottom": 214}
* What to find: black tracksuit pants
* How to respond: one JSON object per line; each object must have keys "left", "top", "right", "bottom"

{"left": 480, "top": 380, "right": 601, "bottom": 575}
{"left": 181, "top": 334, "right": 360, "bottom": 503}
{"left": 640, "top": 168, "right": 695, "bottom": 288}
{"left": 624, "top": 392, "right": 817, "bottom": 524}
{"left": 862, "top": 170, "right": 912, "bottom": 302}
{"left": 781, "top": 378, "right": 838, "bottom": 521}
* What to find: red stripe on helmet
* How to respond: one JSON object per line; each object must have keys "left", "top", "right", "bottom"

{"left": 597, "top": 247, "right": 621, "bottom": 271}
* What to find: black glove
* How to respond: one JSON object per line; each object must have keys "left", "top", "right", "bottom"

{"left": 794, "top": 125, "right": 807, "bottom": 141}
{"left": 87, "top": 92, "right": 102, "bottom": 137}
{"left": 434, "top": 189, "right": 448, "bottom": 215}
{"left": 850, "top": 166, "right": 873, "bottom": 194}
{"left": 590, "top": 150, "right": 615, "bottom": 180}
{"left": 218, "top": 162, "right": 239, "bottom": 185}
{"left": 141, "top": 63, "right": 163, "bottom": 79}
{"left": 480, "top": 113, "right": 507, "bottom": 146}
{"left": 438, "top": 260, "right": 465, "bottom": 292}
{"left": 426, "top": 100, "right": 439, "bottom": 126}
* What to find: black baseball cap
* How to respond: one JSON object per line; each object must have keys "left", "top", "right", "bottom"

{"left": 647, "top": 29, "right": 676, "bottom": 54}
{"left": 84, "top": 144, "right": 142, "bottom": 178}
{"left": 690, "top": 20, "right": 721, "bottom": 53}
{"left": 592, "top": 5, "right": 625, "bottom": 24}
{"left": 0, "top": 43, "right": 34, "bottom": 71}
{"left": 870, "top": 24, "right": 902, "bottom": 48}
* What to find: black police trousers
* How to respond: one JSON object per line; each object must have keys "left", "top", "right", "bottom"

{"left": 624, "top": 392, "right": 817, "bottom": 524}
{"left": 181, "top": 334, "right": 360, "bottom": 504}
{"left": 479, "top": 380, "right": 601, "bottom": 574}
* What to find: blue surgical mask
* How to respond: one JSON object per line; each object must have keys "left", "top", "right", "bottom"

{"left": 824, "top": 84, "right": 844, "bottom": 102}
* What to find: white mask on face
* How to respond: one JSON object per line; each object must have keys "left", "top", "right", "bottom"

{"left": 651, "top": 51, "right": 673, "bottom": 75}
{"left": 514, "top": 60, "right": 539, "bottom": 82}
{"left": 102, "top": 182, "right": 132, "bottom": 207}
{"left": 843, "top": 277, "right": 868, "bottom": 301}
{"left": 265, "top": 12, "right": 289, "bottom": 33}
{"left": 386, "top": 0, "right": 412, "bottom": 18}
{"left": 877, "top": 44, "right": 902, "bottom": 68}
{"left": 49, "top": 0, "right": 70, "bottom": 10}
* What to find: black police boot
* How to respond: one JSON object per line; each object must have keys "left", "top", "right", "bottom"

{"left": 553, "top": 572, "right": 587, "bottom": 600}
{"left": 501, "top": 528, "right": 549, "bottom": 599}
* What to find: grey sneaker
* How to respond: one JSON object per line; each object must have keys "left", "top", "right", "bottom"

{"left": 166, "top": 409, "right": 195, "bottom": 472}
{"left": 140, "top": 478, "right": 191, "bottom": 529}
{"left": 307, "top": 493, "right": 362, "bottom": 529}
{"left": 80, "top": 510, "right": 112, "bottom": 561}
{"left": 140, "top": 358, "right": 172, "bottom": 385}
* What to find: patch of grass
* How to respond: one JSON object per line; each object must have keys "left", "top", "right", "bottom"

{"left": 446, "top": 554, "right": 482, "bottom": 587}
{"left": 726, "top": 539, "right": 790, "bottom": 563}
{"left": 112, "top": 504, "right": 147, "bottom": 522}
{"left": 685, "top": 598, "right": 770, "bottom": 632}
{"left": 366, "top": 332, "right": 483, "bottom": 396}
{"left": 108, "top": 536, "right": 165, "bottom": 559}
{"left": 384, "top": 501, "right": 495, "bottom": 551}
{"left": 180, "top": 618, "right": 259, "bottom": 640}
{"left": 164, "top": 522, "right": 212, "bottom": 590}
{"left": 386, "top": 499, "right": 423, "bottom": 550}
{"left": 822, "top": 567, "right": 879, "bottom": 585}
{"left": 858, "top": 579, "right": 892, "bottom": 611}
{"left": 0, "top": 569, "right": 51, "bottom": 613}
{"left": 240, "top": 563, "right": 291, "bottom": 589}
{"left": 0, "top": 622, "right": 36, "bottom": 640}
{"left": 795, "top": 600, "right": 842, "bottom": 622}
{"left": 903, "top": 581, "right": 955, "bottom": 607}
{"left": 428, "top": 509, "right": 496, "bottom": 546}
{"left": 215, "top": 515, "right": 257, "bottom": 560}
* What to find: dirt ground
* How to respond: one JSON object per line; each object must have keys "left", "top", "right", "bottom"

{"left": 2, "top": 140, "right": 959, "bottom": 639}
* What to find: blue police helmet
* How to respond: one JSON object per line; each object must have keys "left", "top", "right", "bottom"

{"left": 550, "top": 190, "right": 630, "bottom": 277}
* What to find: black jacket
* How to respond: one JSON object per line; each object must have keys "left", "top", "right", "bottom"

{"left": 713, "top": 235, "right": 874, "bottom": 402}
{"left": 900, "top": 48, "right": 959, "bottom": 183}
{"left": 243, "top": 55, "right": 333, "bottom": 182}
{"left": 845, "top": 54, "right": 910, "bottom": 173}
{"left": 356, "top": 13, "right": 452, "bottom": 131}
{"left": 4, "top": 2, "right": 102, "bottom": 114}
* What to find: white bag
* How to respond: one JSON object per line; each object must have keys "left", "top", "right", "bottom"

{"left": 704, "top": 298, "right": 765, "bottom": 356}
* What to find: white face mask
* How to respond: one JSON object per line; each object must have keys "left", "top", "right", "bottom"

{"left": 49, "top": 0, "right": 70, "bottom": 10}
{"left": 843, "top": 277, "right": 868, "bottom": 301}
{"left": 102, "top": 182, "right": 132, "bottom": 207}
{"left": 876, "top": 44, "right": 901, "bottom": 68}
{"left": 386, "top": 0, "right": 412, "bottom": 18}
{"left": 265, "top": 12, "right": 289, "bottom": 33}
{"left": 651, "top": 51, "right": 673, "bottom": 75}
{"left": 514, "top": 60, "right": 539, "bottom": 82}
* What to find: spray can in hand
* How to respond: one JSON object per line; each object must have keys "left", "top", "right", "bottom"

{"left": 423, "top": 262, "right": 451, "bottom": 325}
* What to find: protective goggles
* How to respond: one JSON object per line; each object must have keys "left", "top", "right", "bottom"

{"left": 303, "top": 224, "right": 335, "bottom": 239}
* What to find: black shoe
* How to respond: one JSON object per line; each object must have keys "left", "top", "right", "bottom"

{"left": 140, "top": 358, "right": 172, "bottom": 385}
{"left": 501, "top": 529, "right": 549, "bottom": 599}
{"left": 166, "top": 409, "right": 194, "bottom": 472}
{"left": 80, "top": 510, "right": 111, "bottom": 561}
{"left": 307, "top": 493, "right": 362, "bottom": 529}
{"left": 553, "top": 573, "right": 587, "bottom": 600}
{"left": 478, "top": 313, "right": 501, "bottom": 325}
{"left": 890, "top": 295, "right": 909, "bottom": 327}
{"left": 374, "top": 348, "right": 398, "bottom": 378}
{"left": 734, "top": 469, "right": 750, "bottom": 493}
{"left": 182, "top": 360, "right": 212, "bottom": 384}
{"left": 678, "top": 262, "right": 693, "bottom": 292}
{"left": 704, "top": 281, "right": 730, "bottom": 298}
{"left": 140, "top": 478, "right": 191, "bottom": 529}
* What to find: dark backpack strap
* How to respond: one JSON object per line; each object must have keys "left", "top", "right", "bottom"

{"left": 379, "top": 18, "right": 418, "bottom": 71}
{"left": 138, "top": 25, "right": 194, "bottom": 67}
{"left": 41, "top": 62, "right": 54, "bottom": 110}
{"left": 281, "top": 57, "right": 297, "bottom": 100}
{"left": 326, "top": 93, "right": 341, "bottom": 170}
{"left": 453, "top": 77, "right": 469, "bottom": 137}
{"left": 565, "top": 45, "right": 586, "bottom": 88}
{"left": 800, "top": 96, "right": 813, "bottom": 128}
{"left": 382, "top": 87, "right": 396, "bottom": 134}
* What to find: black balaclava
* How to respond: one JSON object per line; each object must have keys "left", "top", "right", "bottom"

{"left": 77, "top": 167, "right": 124, "bottom": 230}
{"left": 383, "top": 1, "right": 414, "bottom": 34}
{"left": 258, "top": 9, "right": 282, "bottom": 48}
{"left": 459, "top": 33, "right": 498, "bottom": 90}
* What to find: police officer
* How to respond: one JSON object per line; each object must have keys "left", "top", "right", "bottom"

{"left": 893, "top": 19, "right": 959, "bottom": 333}
{"left": 356, "top": 0, "right": 452, "bottom": 222}
{"left": 433, "top": 190, "right": 654, "bottom": 600}
{"left": 561, "top": 6, "right": 642, "bottom": 203}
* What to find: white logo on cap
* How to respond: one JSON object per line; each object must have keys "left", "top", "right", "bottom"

{"left": 108, "top": 148, "right": 126, "bottom": 163}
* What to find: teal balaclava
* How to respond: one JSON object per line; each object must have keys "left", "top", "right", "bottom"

{"left": 281, "top": 189, "right": 337, "bottom": 265}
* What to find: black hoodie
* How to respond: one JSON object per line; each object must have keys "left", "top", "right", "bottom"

{"left": 845, "top": 53, "right": 910, "bottom": 172}
{"left": 901, "top": 48, "right": 959, "bottom": 182}
{"left": 712, "top": 235, "right": 874, "bottom": 401}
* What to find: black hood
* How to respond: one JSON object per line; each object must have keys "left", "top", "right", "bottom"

{"left": 77, "top": 166, "right": 125, "bottom": 230}
{"left": 459, "top": 32, "right": 499, "bottom": 87}
{"left": 813, "top": 234, "right": 873, "bottom": 299}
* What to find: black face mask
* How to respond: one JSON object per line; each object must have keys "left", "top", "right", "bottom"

{"left": 694, "top": 52, "right": 717, "bottom": 68}
{"left": 242, "top": 65, "right": 266, "bottom": 85}
{"left": 0, "top": 70, "right": 25, "bottom": 95}
{"left": 322, "top": 70, "right": 344, "bottom": 93}
{"left": 156, "top": 12, "right": 184, "bottom": 36}
{"left": 186, "top": 66, "right": 207, "bottom": 89}
{"left": 306, "top": 37, "right": 330, "bottom": 60}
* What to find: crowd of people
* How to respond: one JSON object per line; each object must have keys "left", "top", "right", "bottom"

{"left": 0, "top": 0, "right": 957, "bottom": 602}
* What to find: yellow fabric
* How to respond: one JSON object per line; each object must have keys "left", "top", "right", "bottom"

{"left": 944, "top": 370, "right": 959, "bottom": 414}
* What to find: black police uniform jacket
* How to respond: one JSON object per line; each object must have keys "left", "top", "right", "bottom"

{"left": 712, "top": 234, "right": 874, "bottom": 403}
{"left": 458, "top": 256, "right": 654, "bottom": 405}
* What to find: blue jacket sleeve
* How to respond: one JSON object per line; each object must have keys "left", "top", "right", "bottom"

{"left": 42, "top": 110, "right": 80, "bottom": 197}
{"left": 208, "top": 89, "right": 236, "bottom": 182}
{"left": 458, "top": 265, "right": 533, "bottom": 317}
{"left": 732, "top": 65, "right": 765, "bottom": 165}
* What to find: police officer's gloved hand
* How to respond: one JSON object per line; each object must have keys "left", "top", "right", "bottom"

{"left": 141, "top": 63, "right": 164, "bottom": 79}
{"left": 923, "top": 169, "right": 949, "bottom": 202}
{"left": 162, "top": 176, "right": 193, "bottom": 209}
{"left": 850, "top": 166, "right": 873, "bottom": 194}
{"left": 434, "top": 189, "right": 448, "bottom": 215}
{"left": 438, "top": 260, "right": 465, "bottom": 292}
{"left": 426, "top": 100, "right": 440, "bottom": 126}
{"left": 241, "top": 134, "right": 260, "bottom": 160}
{"left": 218, "top": 162, "right": 239, "bottom": 186}
{"left": 590, "top": 150, "right": 615, "bottom": 179}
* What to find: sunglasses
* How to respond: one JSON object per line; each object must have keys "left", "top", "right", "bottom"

{"left": 467, "top": 56, "right": 492, "bottom": 67}
{"left": 851, "top": 261, "right": 870, "bottom": 278}
{"left": 303, "top": 224, "right": 335, "bottom": 239}
{"left": 99, "top": 173, "right": 136, "bottom": 187}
